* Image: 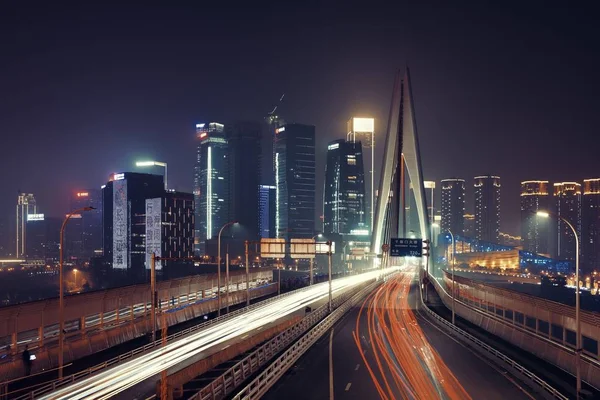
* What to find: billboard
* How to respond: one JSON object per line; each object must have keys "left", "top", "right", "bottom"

{"left": 315, "top": 242, "right": 335, "bottom": 254}
{"left": 113, "top": 179, "right": 128, "bottom": 269}
{"left": 290, "top": 238, "right": 315, "bottom": 259}
{"left": 145, "top": 198, "right": 162, "bottom": 270}
{"left": 260, "top": 238, "right": 285, "bottom": 258}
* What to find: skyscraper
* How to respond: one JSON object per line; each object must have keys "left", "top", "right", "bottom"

{"left": 194, "top": 122, "right": 229, "bottom": 255}
{"left": 145, "top": 191, "right": 194, "bottom": 270}
{"left": 520, "top": 180, "right": 550, "bottom": 255}
{"left": 347, "top": 117, "right": 374, "bottom": 231}
{"left": 554, "top": 182, "right": 581, "bottom": 261}
{"left": 227, "top": 121, "right": 261, "bottom": 240}
{"left": 323, "top": 139, "right": 367, "bottom": 235}
{"left": 582, "top": 178, "right": 600, "bottom": 273}
{"left": 474, "top": 175, "right": 501, "bottom": 243}
{"left": 441, "top": 179, "right": 465, "bottom": 236}
{"left": 16, "top": 193, "right": 36, "bottom": 257}
{"left": 275, "top": 123, "right": 316, "bottom": 240}
{"left": 259, "top": 185, "right": 276, "bottom": 238}
{"left": 67, "top": 190, "right": 103, "bottom": 262}
{"left": 102, "top": 172, "right": 164, "bottom": 273}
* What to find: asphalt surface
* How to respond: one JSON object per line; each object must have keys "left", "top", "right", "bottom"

{"left": 265, "top": 270, "right": 534, "bottom": 400}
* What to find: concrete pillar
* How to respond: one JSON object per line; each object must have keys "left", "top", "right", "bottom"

{"left": 131, "top": 305, "right": 135, "bottom": 321}
{"left": 80, "top": 316, "right": 86, "bottom": 335}
{"left": 38, "top": 327, "right": 44, "bottom": 346}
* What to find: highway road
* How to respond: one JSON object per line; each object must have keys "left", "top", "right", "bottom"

{"left": 37, "top": 268, "right": 393, "bottom": 400}
{"left": 265, "top": 266, "right": 536, "bottom": 400}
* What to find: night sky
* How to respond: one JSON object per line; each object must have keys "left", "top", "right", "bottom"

{"left": 1, "top": 2, "right": 598, "bottom": 235}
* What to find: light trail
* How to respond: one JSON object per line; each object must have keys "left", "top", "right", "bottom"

{"left": 39, "top": 268, "right": 395, "bottom": 400}
{"left": 354, "top": 267, "right": 472, "bottom": 399}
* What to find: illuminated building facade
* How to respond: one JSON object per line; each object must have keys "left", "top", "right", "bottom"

{"left": 227, "top": 122, "right": 262, "bottom": 240}
{"left": 464, "top": 214, "right": 475, "bottom": 237}
{"left": 323, "top": 139, "right": 367, "bottom": 236}
{"left": 102, "top": 172, "right": 164, "bottom": 273}
{"left": 67, "top": 189, "right": 103, "bottom": 263}
{"left": 275, "top": 123, "right": 316, "bottom": 240}
{"left": 474, "top": 175, "right": 500, "bottom": 243}
{"left": 347, "top": 117, "right": 375, "bottom": 231}
{"left": 554, "top": 182, "right": 581, "bottom": 262}
{"left": 194, "top": 122, "right": 229, "bottom": 255}
{"left": 520, "top": 180, "right": 550, "bottom": 255}
{"left": 144, "top": 191, "right": 194, "bottom": 270}
{"left": 16, "top": 193, "right": 36, "bottom": 257}
{"left": 259, "top": 185, "right": 276, "bottom": 238}
{"left": 582, "top": 178, "right": 600, "bottom": 272}
{"left": 441, "top": 179, "right": 465, "bottom": 236}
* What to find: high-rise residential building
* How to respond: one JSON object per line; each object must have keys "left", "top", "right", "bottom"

{"left": 582, "top": 178, "right": 600, "bottom": 273}
{"left": 227, "top": 121, "right": 261, "bottom": 240}
{"left": 463, "top": 214, "right": 475, "bottom": 237}
{"left": 275, "top": 123, "right": 316, "bottom": 240}
{"left": 259, "top": 185, "right": 276, "bottom": 238}
{"left": 67, "top": 190, "right": 103, "bottom": 263}
{"left": 16, "top": 193, "right": 36, "bottom": 257}
{"left": 474, "top": 175, "right": 501, "bottom": 243}
{"left": 441, "top": 179, "right": 465, "bottom": 236}
{"left": 323, "top": 139, "right": 367, "bottom": 235}
{"left": 554, "top": 182, "right": 581, "bottom": 261}
{"left": 347, "top": 117, "right": 375, "bottom": 231}
{"left": 102, "top": 172, "right": 165, "bottom": 273}
{"left": 520, "top": 180, "right": 550, "bottom": 255}
{"left": 144, "top": 191, "right": 194, "bottom": 270}
{"left": 194, "top": 122, "right": 229, "bottom": 255}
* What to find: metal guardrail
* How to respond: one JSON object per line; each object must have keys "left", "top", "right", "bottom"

{"left": 230, "top": 280, "right": 381, "bottom": 400}
{"left": 11, "top": 282, "right": 305, "bottom": 400}
{"left": 188, "top": 281, "right": 371, "bottom": 400}
{"left": 424, "top": 275, "right": 569, "bottom": 400}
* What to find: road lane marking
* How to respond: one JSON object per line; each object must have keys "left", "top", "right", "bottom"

{"left": 329, "top": 328, "right": 335, "bottom": 400}
{"left": 345, "top": 382, "right": 352, "bottom": 391}
{"left": 355, "top": 364, "right": 360, "bottom": 371}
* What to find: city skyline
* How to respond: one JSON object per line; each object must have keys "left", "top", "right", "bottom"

{"left": 1, "top": 3, "right": 598, "bottom": 237}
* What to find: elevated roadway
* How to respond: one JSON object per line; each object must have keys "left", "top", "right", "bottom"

{"left": 36, "top": 268, "right": 393, "bottom": 399}
{"left": 266, "top": 267, "right": 539, "bottom": 399}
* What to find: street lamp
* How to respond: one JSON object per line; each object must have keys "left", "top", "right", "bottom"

{"left": 59, "top": 206, "right": 95, "bottom": 379}
{"left": 217, "top": 221, "right": 238, "bottom": 317}
{"left": 136, "top": 160, "right": 168, "bottom": 190}
{"left": 446, "top": 229, "right": 456, "bottom": 325}
{"left": 310, "top": 233, "right": 323, "bottom": 285}
{"left": 536, "top": 210, "right": 581, "bottom": 397}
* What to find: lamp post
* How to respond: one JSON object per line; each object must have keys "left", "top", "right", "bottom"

{"left": 59, "top": 206, "right": 95, "bottom": 379}
{"left": 136, "top": 160, "right": 168, "bottom": 190}
{"left": 217, "top": 221, "right": 238, "bottom": 317}
{"left": 310, "top": 233, "right": 323, "bottom": 285}
{"left": 537, "top": 211, "right": 581, "bottom": 397}
{"left": 447, "top": 229, "right": 456, "bottom": 325}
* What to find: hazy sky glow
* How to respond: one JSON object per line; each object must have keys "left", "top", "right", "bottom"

{"left": 1, "top": 2, "right": 598, "bottom": 235}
